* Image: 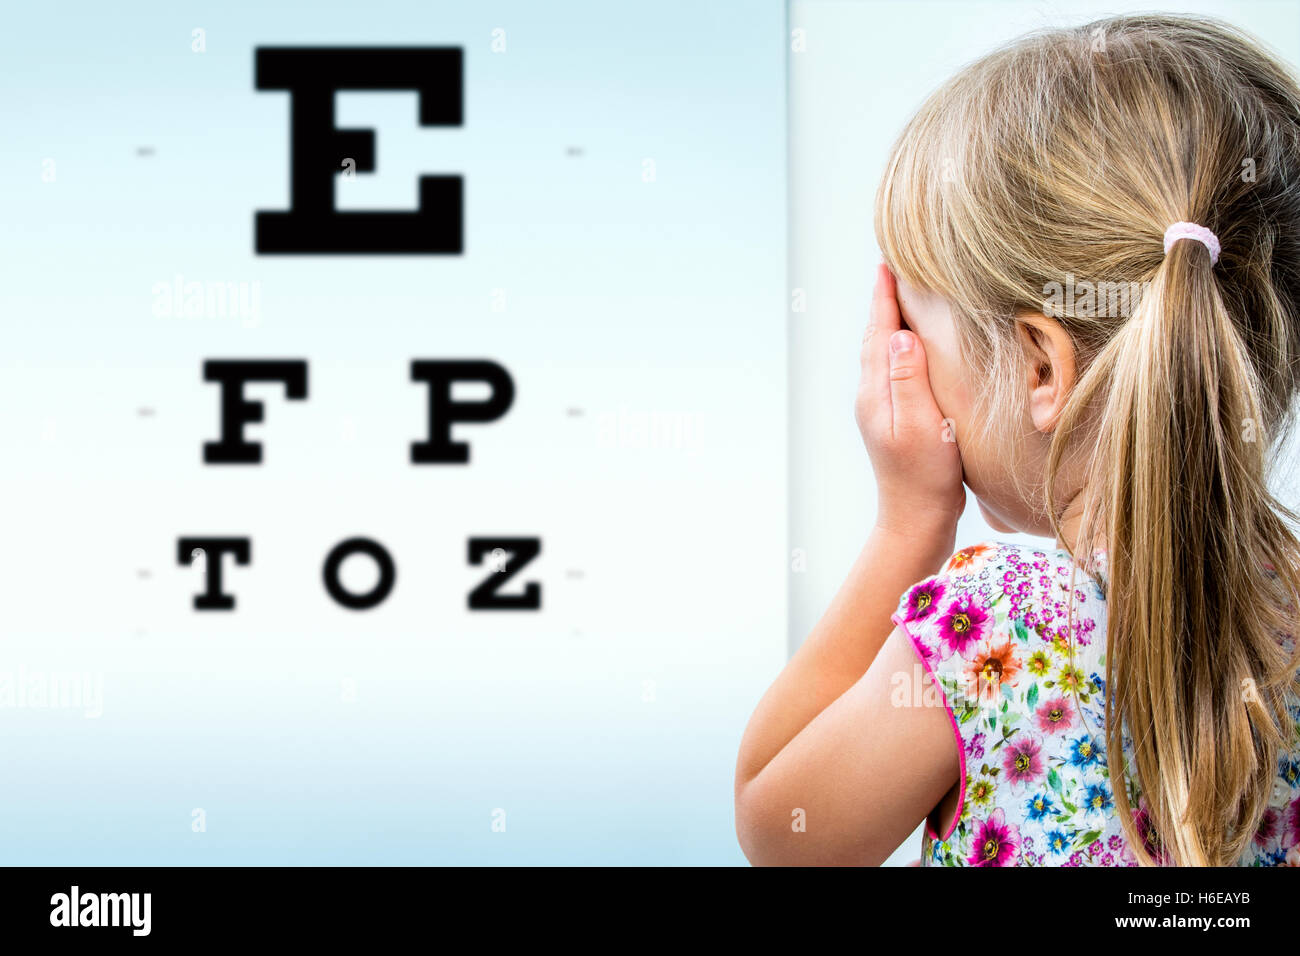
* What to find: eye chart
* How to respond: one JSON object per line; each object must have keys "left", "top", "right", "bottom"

{"left": 0, "top": 0, "right": 787, "bottom": 863}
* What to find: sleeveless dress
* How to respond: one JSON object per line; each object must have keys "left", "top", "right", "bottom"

{"left": 891, "top": 540, "right": 1300, "bottom": 867}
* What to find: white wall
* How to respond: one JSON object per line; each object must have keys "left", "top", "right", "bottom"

{"left": 788, "top": 0, "right": 1300, "bottom": 865}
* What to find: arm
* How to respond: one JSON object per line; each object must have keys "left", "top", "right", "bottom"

{"left": 734, "top": 264, "right": 965, "bottom": 865}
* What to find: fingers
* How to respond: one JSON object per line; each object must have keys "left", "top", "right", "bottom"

{"left": 887, "top": 328, "right": 942, "bottom": 441}
{"left": 861, "top": 263, "right": 902, "bottom": 429}
{"left": 864, "top": 262, "right": 902, "bottom": 364}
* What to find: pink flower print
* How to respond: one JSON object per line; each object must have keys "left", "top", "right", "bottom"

{"left": 911, "top": 637, "right": 936, "bottom": 669}
{"left": 967, "top": 809, "right": 1020, "bottom": 866}
{"left": 1256, "top": 807, "right": 1281, "bottom": 846}
{"left": 1133, "top": 802, "right": 1170, "bottom": 865}
{"left": 1034, "top": 695, "right": 1075, "bottom": 735}
{"left": 1001, "top": 735, "right": 1045, "bottom": 786}
{"left": 936, "top": 594, "right": 990, "bottom": 659}
{"left": 904, "top": 579, "right": 946, "bottom": 623}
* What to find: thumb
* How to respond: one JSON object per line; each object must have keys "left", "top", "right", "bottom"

{"left": 887, "top": 330, "right": 941, "bottom": 440}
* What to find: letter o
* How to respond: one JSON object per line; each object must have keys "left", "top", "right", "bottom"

{"left": 323, "top": 537, "right": 395, "bottom": 610}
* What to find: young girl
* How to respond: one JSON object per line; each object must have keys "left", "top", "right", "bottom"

{"left": 736, "top": 14, "right": 1300, "bottom": 867}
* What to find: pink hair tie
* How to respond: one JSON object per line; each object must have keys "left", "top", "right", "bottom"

{"left": 1163, "top": 221, "right": 1220, "bottom": 265}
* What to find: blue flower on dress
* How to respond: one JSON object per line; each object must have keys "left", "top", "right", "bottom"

{"left": 1043, "top": 829, "right": 1071, "bottom": 856}
{"left": 1025, "top": 792, "right": 1057, "bottom": 821}
{"left": 1068, "top": 734, "right": 1105, "bottom": 768}
{"left": 1280, "top": 758, "right": 1300, "bottom": 790}
{"left": 1083, "top": 782, "right": 1113, "bottom": 819}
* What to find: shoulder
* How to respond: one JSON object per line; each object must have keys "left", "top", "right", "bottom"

{"left": 892, "top": 540, "right": 1106, "bottom": 698}
{"left": 891, "top": 541, "right": 1014, "bottom": 683}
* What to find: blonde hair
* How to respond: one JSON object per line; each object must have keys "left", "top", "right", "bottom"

{"left": 876, "top": 14, "right": 1300, "bottom": 865}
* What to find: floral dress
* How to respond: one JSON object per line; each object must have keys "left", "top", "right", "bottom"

{"left": 891, "top": 540, "right": 1300, "bottom": 867}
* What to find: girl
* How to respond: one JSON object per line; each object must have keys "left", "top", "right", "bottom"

{"left": 735, "top": 14, "right": 1300, "bottom": 867}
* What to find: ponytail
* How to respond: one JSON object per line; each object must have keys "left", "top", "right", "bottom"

{"left": 1050, "top": 238, "right": 1300, "bottom": 865}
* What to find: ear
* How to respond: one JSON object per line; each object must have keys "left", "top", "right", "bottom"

{"left": 1015, "top": 313, "right": 1076, "bottom": 433}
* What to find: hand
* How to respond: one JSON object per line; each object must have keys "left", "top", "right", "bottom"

{"left": 854, "top": 263, "right": 966, "bottom": 537}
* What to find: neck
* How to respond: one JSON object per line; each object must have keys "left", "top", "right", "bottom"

{"left": 1054, "top": 489, "right": 1089, "bottom": 555}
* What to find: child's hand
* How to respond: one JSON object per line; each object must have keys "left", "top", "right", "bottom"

{"left": 855, "top": 264, "right": 966, "bottom": 537}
